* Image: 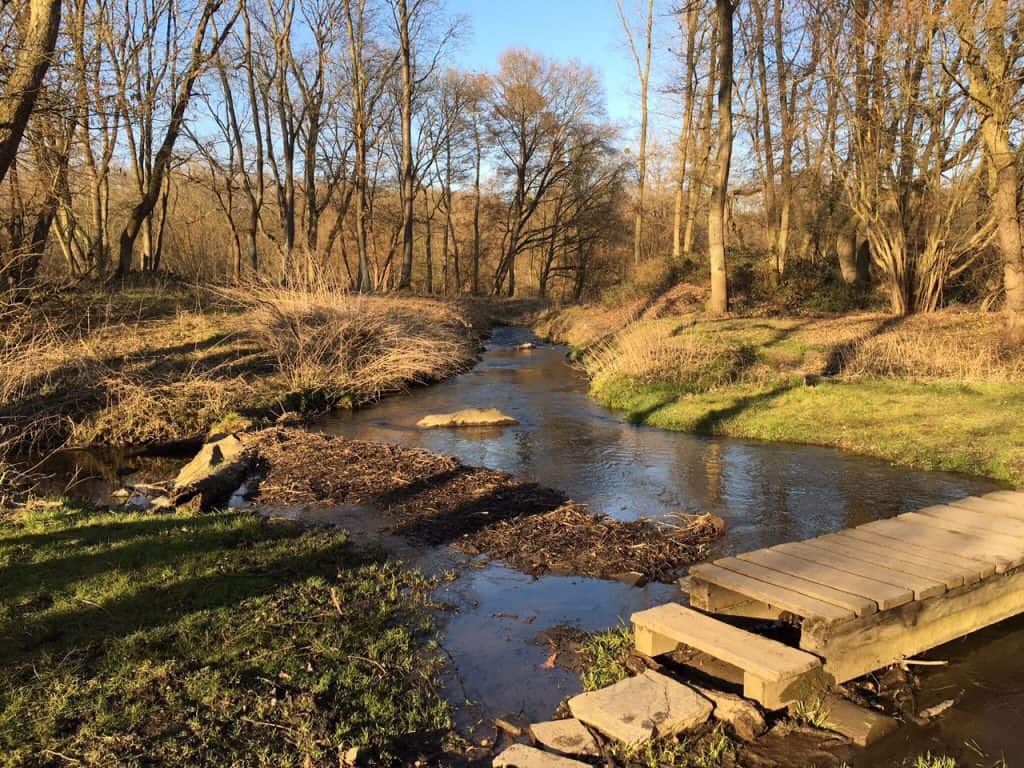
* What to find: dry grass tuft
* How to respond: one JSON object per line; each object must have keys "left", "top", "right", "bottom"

{"left": 587, "top": 320, "right": 758, "bottom": 394}
{"left": 232, "top": 287, "right": 476, "bottom": 406}
{"left": 832, "top": 313, "right": 1024, "bottom": 382}
{"left": 0, "top": 286, "right": 478, "bottom": 455}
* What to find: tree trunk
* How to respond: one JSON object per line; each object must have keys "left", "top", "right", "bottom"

{"left": 396, "top": 0, "right": 415, "bottom": 289}
{"left": 837, "top": 229, "right": 859, "bottom": 285}
{"left": 472, "top": 133, "right": 482, "bottom": 295}
{"left": 0, "top": 0, "right": 62, "bottom": 187}
{"left": 672, "top": 3, "right": 699, "bottom": 263}
{"left": 707, "top": 0, "right": 733, "bottom": 316}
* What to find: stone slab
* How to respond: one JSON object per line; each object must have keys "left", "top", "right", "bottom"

{"left": 568, "top": 670, "right": 712, "bottom": 745}
{"left": 529, "top": 719, "right": 599, "bottom": 757}
{"left": 820, "top": 695, "right": 897, "bottom": 747}
{"left": 492, "top": 744, "right": 589, "bottom": 767}
{"left": 417, "top": 408, "right": 518, "bottom": 428}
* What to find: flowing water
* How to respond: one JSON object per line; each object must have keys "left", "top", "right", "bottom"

{"left": 45, "top": 326, "right": 1021, "bottom": 765}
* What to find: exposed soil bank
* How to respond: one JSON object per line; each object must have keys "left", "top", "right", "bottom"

{"left": 537, "top": 305, "right": 1024, "bottom": 486}
{"left": 253, "top": 428, "right": 723, "bottom": 582}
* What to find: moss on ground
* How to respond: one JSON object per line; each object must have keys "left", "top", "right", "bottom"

{"left": 0, "top": 501, "right": 452, "bottom": 767}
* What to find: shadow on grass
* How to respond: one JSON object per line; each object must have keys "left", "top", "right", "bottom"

{"left": 822, "top": 315, "right": 904, "bottom": 377}
{"left": 0, "top": 506, "right": 457, "bottom": 766}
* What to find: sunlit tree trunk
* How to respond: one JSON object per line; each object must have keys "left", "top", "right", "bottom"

{"left": 707, "top": 0, "right": 733, "bottom": 315}
{"left": 0, "top": 0, "right": 61, "bottom": 187}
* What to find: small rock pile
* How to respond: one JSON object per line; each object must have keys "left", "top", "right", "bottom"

{"left": 493, "top": 669, "right": 766, "bottom": 767}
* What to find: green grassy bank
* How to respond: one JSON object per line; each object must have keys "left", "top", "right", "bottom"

{"left": 0, "top": 501, "right": 451, "bottom": 767}
{"left": 540, "top": 309, "right": 1024, "bottom": 486}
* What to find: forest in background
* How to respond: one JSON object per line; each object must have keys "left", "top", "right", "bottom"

{"left": 0, "top": 0, "right": 1022, "bottom": 322}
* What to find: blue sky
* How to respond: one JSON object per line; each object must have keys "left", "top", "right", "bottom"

{"left": 445, "top": 0, "right": 641, "bottom": 128}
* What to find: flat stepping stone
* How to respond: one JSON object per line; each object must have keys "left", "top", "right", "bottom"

{"left": 819, "top": 694, "right": 897, "bottom": 747}
{"left": 568, "top": 670, "right": 712, "bottom": 745}
{"left": 416, "top": 408, "right": 518, "bottom": 428}
{"left": 529, "top": 719, "right": 599, "bottom": 757}
{"left": 492, "top": 744, "right": 589, "bottom": 767}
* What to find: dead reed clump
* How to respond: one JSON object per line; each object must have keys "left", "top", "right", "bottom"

{"left": 233, "top": 288, "right": 477, "bottom": 407}
{"left": 833, "top": 313, "right": 1024, "bottom": 382}
{"left": 587, "top": 321, "right": 754, "bottom": 394}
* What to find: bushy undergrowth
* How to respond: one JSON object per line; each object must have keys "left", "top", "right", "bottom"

{"left": 0, "top": 501, "right": 451, "bottom": 767}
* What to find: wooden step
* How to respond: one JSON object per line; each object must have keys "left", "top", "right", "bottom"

{"left": 631, "top": 603, "right": 824, "bottom": 709}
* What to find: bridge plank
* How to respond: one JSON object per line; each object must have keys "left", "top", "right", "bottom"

{"left": 738, "top": 549, "right": 912, "bottom": 610}
{"left": 774, "top": 541, "right": 946, "bottom": 600}
{"left": 985, "top": 491, "right": 1024, "bottom": 509}
{"left": 859, "top": 518, "right": 1014, "bottom": 571}
{"left": 897, "top": 513, "right": 1024, "bottom": 568}
{"left": 813, "top": 532, "right": 972, "bottom": 588}
{"left": 948, "top": 496, "right": 1024, "bottom": 521}
{"left": 713, "top": 557, "right": 876, "bottom": 616}
{"left": 836, "top": 528, "right": 995, "bottom": 580}
{"left": 916, "top": 504, "right": 1024, "bottom": 540}
{"left": 688, "top": 562, "right": 854, "bottom": 623}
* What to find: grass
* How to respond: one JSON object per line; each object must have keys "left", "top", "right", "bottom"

{"left": 911, "top": 754, "right": 958, "bottom": 768}
{"left": 0, "top": 500, "right": 452, "bottom": 767}
{"left": 545, "top": 309, "right": 1024, "bottom": 486}
{"left": 611, "top": 724, "right": 736, "bottom": 768}
{"left": 791, "top": 696, "right": 833, "bottom": 729}
{"left": 579, "top": 624, "right": 634, "bottom": 691}
{"left": 0, "top": 284, "right": 478, "bottom": 454}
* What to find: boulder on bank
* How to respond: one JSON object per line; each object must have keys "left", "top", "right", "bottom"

{"left": 416, "top": 408, "right": 518, "bottom": 429}
{"left": 169, "top": 434, "right": 252, "bottom": 510}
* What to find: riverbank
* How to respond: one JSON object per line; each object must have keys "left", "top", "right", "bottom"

{"left": 0, "top": 500, "right": 455, "bottom": 766}
{"left": 537, "top": 306, "right": 1024, "bottom": 486}
{"left": 0, "top": 282, "right": 488, "bottom": 460}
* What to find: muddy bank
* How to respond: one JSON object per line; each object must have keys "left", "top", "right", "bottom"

{"left": 252, "top": 428, "right": 722, "bottom": 582}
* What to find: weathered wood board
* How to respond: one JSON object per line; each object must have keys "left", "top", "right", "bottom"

{"left": 686, "top": 492, "right": 1024, "bottom": 688}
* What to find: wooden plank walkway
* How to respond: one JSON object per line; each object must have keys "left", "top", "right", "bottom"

{"left": 687, "top": 490, "right": 1024, "bottom": 685}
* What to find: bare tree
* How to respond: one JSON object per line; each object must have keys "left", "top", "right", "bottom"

{"left": 0, "top": 0, "right": 61, "bottom": 187}
{"left": 617, "top": 0, "right": 654, "bottom": 266}
{"left": 952, "top": 0, "right": 1024, "bottom": 332}
{"left": 707, "top": 0, "right": 733, "bottom": 315}
{"left": 115, "top": 0, "right": 239, "bottom": 276}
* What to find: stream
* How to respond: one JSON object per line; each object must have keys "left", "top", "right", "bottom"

{"left": 44, "top": 326, "right": 1022, "bottom": 766}
{"left": 321, "top": 326, "right": 1020, "bottom": 767}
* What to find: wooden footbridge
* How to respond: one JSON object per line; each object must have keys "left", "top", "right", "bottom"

{"left": 632, "top": 490, "right": 1024, "bottom": 710}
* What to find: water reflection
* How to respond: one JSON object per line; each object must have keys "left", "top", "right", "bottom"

{"left": 321, "top": 326, "right": 1001, "bottom": 556}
